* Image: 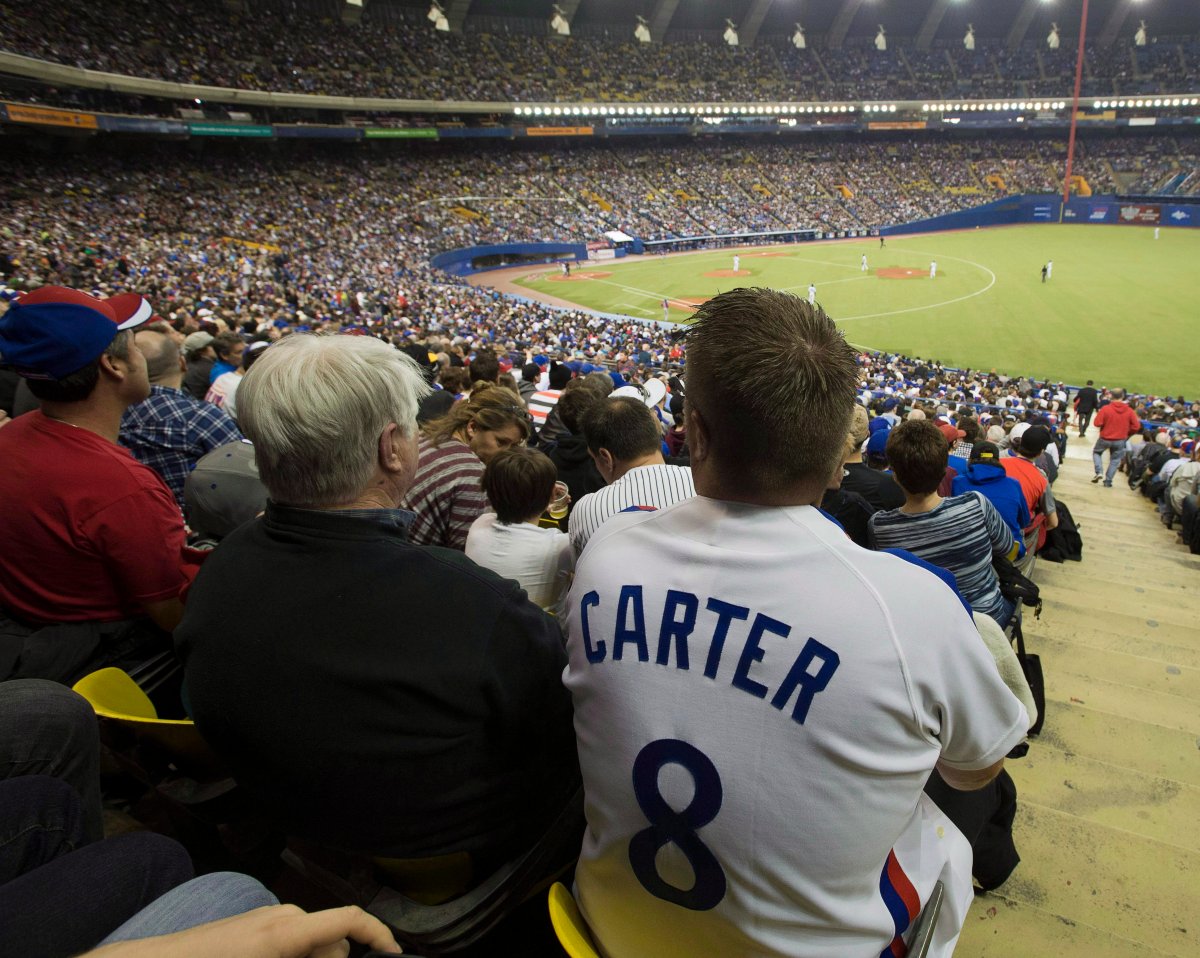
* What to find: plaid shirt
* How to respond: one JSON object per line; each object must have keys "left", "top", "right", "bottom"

{"left": 120, "top": 385, "right": 242, "bottom": 512}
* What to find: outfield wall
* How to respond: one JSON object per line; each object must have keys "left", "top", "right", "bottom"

{"left": 430, "top": 242, "right": 590, "bottom": 277}
{"left": 882, "top": 194, "right": 1200, "bottom": 236}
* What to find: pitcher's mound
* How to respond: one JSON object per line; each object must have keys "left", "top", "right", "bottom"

{"left": 877, "top": 267, "right": 928, "bottom": 280}
{"left": 547, "top": 270, "right": 612, "bottom": 281}
{"left": 705, "top": 269, "right": 752, "bottom": 278}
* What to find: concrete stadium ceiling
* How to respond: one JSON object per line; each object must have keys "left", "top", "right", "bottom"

{"left": 385, "top": 0, "right": 1200, "bottom": 41}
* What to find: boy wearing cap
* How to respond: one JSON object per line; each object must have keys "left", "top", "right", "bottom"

{"left": 0, "top": 286, "right": 202, "bottom": 682}
{"left": 951, "top": 442, "right": 1031, "bottom": 558}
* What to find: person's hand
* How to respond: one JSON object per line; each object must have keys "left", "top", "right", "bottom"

{"left": 83, "top": 904, "right": 401, "bottom": 958}
{"left": 0, "top": 410, "right": 10, "bottom": 429}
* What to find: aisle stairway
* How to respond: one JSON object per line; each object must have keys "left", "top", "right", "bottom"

{"left": 958, "top": 431, "right": 1200, "bottom": 956}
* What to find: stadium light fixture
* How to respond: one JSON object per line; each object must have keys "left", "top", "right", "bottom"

{"left": 723, "top": 19, "right": 739, "bottom": 46}
{"left": 793, "top": 24, "right": 806, "bottom": 49}
{"left": 427, "top": 1, "right": 449, "bottom": 31}
{"left": 634, "top": 15, "right": 651, "bottom": 44}
{"left": 550, "top": 4, "right": 570, "bottom": 36}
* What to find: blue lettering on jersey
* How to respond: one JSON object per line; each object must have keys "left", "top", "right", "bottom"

{"left": 656, "top": 590, "right": 698, "bottom": 670}
{"left": 580, "top": 590, "right": 605, "bottom": 663}
{"left": 576, "top": 589, "right": 841, "bottom": 723}
{"left": 702, "top": 598, "right": 750, "bottom": 679}
{"left": 732, "top": 613, "right": 790, "bottom": 699}
{"left": 613, "top": 585, "right": 649, "bottom": 662}
{"left": 770, "top": 638, "right": 841, "bottom": 725}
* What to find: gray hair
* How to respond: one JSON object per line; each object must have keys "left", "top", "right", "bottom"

{"left": 237, "top": 335, "right": 430, "bottom": 507}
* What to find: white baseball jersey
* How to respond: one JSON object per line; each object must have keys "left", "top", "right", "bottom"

{"left": 564, "top": 497, "right": 1026, "bottom": 958}
{"left": 807, "top": 284, "right": 816, "bottom": 304}
{"left": 861, "top": 254, "right": 868, "bottom": 271}
{"left": 929, "top": 261, "right": 937, "bottom": 278}
{"left": 733, "top": 255, "right": 740, "bottom": 272}
{"left": 568, "top": 463, "right": 695, "bottom": 555}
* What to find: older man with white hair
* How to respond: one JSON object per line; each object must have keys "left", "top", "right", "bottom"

{"left": 177, "top": 334, "right": 580, "bottom": 870}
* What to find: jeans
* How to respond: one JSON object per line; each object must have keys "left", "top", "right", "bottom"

{"left": 1092, "top": 438, "right": 1127, "bottom": 484}
{"left": 0, "top": 679, "right": 103, "bottom": 843}
{"left": 0, "top": 775, "right": 195, "bottom": 958}
{"left": 99, "top": 871, "right": 279, "bottom": 944}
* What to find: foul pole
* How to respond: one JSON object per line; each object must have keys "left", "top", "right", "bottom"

{"left": 1061, "top": 0, "right": 1091, "bottom": 218}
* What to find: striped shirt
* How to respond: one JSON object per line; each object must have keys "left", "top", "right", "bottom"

{"left": 527, "top": 389, "right": 562, "bottom": 427}
{"left": 402, "top": 437, "right": 487, "bottom": 550}
{"left": 868, "top": 492, "right": 1016, "bottom": 626}
{"left": 568, "top": 463, "right": 695, "bottom": 555}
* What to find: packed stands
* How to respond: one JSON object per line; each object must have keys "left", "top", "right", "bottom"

{"left": 2, "top": 0, "right": 1199, "bottom": 103}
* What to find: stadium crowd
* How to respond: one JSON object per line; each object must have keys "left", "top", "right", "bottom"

{"left": 2, "top": 0, "right": 1199, "bottom": 103}
{"left": 1, "top": 202, "right": 1195, "bottom": 957}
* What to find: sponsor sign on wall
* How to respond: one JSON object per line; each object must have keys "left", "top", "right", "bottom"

{"left": 1118, "top": 204, "right": 1161, "bottom": 225}
{"left": 5, "top": 103, "right": 98, "bottom": 129}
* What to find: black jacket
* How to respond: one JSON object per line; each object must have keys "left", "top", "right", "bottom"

{"left": 841, "top": 462, "right": 906, "bottom": 511}
{"left": 176, "top": 503, "right": 579, "bottom": 864}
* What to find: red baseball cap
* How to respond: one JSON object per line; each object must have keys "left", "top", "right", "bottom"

{"left": 0, "top": 286, "right": 153, "bottom": 380}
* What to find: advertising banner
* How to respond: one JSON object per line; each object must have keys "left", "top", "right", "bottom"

{"left": 274, "top": 125, "right": 360, "bottom": 139}
{"left": 99, "top": 115, "right": 188, "bottom": 135}
{"left": 363, "top": 127, "right": 438, "bottom": 139}
{"left": 1118, "top": 204, "right": 1161, "bottom": 225}
{"left": 5, "top": 103, "right": 97, "bottom": 129}
{"left": 525, "top": 126, "right": 594, "bottom": 136}
{"left": 187, "top": 122, "right": 273, "bottom": 137}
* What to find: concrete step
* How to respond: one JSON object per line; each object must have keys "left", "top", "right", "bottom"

{"left": 1012, "top": 740, "right": 1200, "bottom": 853}
{"left": 976, "top": 802, "right": 1198, "bottom": 955}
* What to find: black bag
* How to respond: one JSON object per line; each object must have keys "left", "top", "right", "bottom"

{"left": 1040, "top": 500, "right": 1083, "bottom": 563}
{"left": 1013, "top": 618, "right": 1045, "bottom": 737}
{"left": 993, "top": 557, "right": 1042, "bottom": 615}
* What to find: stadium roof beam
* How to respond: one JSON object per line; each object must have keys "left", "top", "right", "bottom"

{"left": 737, "top": 0, "right": 776, "bottom": 48}
{"left": 915, "top": 0, "right": 952, "bottom": 52}
{"left": 828, "top": 0, "right": 867, "bottom": 51}
{"left": 1006, "top": 0, "right": 1042, "bottom": 52}
{"left": 445, "top": 0, "right": 473, "bottom": 33}
{"left": 1097, "top": 0, "right": 1137, "bottom": 47}
{"left": 649, "top": 0, "right": 680, "bottom": 44}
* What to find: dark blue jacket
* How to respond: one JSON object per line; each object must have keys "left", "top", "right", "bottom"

{"left": 951, "top": 462, "right": 1031, "bottom": 557}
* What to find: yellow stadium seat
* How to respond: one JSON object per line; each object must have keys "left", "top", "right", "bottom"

{"left": 546, "top": 879, "right": 943, "bottom": 957}
{"left": 548, "top": 882, "right": 600, "bottom": 958}
{"left": 72, "top": 667, "right": 227, "bottom": 782}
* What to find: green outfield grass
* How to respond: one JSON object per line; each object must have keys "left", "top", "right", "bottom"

{"left": 514, "top": 224, "right": 1197, "bottom": 396}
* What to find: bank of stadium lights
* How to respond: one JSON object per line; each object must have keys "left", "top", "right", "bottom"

{"left": 550, "top": 4, "right": 570, "bottom": 36}
{"left": 1093, "top": 97, "right": 1198, "bottom": 109}
{"left": 634, "top": 15, "right": 651, "bottom": 44}
{"left": 426, "top": 1, "right": 449, "bottom": 31}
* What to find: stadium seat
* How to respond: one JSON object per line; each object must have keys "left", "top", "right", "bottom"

{"left": 281, "top": 785, "right": 583, "bottom": 954}
{"left": 72, "top": 667, "right": 242, "bottom": 866}
{"left": 548, "top": 879, "right": 945, "bottom": 957}
{"left": 547, "top": 882, "right": 600, "bottom": 958}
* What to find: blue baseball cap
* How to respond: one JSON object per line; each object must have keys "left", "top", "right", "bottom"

{"left": 0, "top": 285, "right": 152, "bottom": 380}
{"left": 866, "top": 430, "right": 890, "bottom": 459}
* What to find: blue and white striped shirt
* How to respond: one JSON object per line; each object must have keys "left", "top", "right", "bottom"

{"left": 868, "top": 492, "right": 1016, "bottom": 626}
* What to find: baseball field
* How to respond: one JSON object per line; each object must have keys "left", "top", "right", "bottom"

{"left": 513, "top": 223, "right": 1197, "bottom": 396}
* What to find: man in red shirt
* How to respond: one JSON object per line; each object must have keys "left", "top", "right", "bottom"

{"left": 1000, "top": 426, "right": 1060, "bottom": 571}
{"left": 1092, "top": 389, "right": 1143, "bottom": 487}
{"left": 0, "top": 286, "right": 203, "bottom": 683}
